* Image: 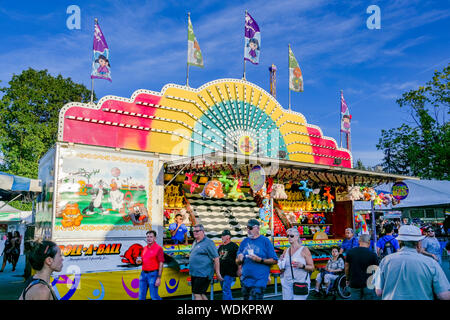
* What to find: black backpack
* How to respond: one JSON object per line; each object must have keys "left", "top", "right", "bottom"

{"left": 381, "top": 238, "right": 396, "bottom": 258}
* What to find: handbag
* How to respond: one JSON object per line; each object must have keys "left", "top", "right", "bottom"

{"left": 289, "top": 247, "right": 309, "bottom": 296}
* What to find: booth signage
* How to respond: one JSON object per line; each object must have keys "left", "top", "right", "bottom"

{"left": 391, "top": 182, "right": 409, "bottom": 200}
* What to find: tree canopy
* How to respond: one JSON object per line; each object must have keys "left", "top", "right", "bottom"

{"left": 376, "top": 64, "right": 449, "bottom": 180}
{"left": 0, "top": 68, "right": 95, "bottom": 178}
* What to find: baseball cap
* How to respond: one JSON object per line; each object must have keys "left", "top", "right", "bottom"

{"left": 221, "top": 229, "right": 231, "bottom": 236}
{"left": 396, "top": 225, "right": 426, "bottom": 241}
{"left": 247, "top": 219, "right": 260, "bottom": 228}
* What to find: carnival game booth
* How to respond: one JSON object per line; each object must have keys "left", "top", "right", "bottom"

{"left": 35, "top": 78, "right": 416, "bottom": 300}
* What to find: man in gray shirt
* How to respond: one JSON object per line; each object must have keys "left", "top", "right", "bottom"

{"left": 374, "top": 225, "right": 450, "bottom": 300}
{"left": 189, "top": 224, "right": 223, "bottom": 300}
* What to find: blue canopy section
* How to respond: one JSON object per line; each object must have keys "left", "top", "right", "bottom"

{"left": 0, "top": 171, "right": 41, "bottom": 201}
{"left": 354, "top": 179, "right": 450, "bottom": 211}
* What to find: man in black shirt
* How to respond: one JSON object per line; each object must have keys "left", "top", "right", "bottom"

{"left": 345, "top": 234, "right": 379, "bottom": 300}
{"left": 218, "top": 229, "right": 239, "bottom": 300}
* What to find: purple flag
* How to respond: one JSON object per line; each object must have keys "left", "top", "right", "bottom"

{"left": 91, "top": 21, "right": 111, "bottom": 82}
{"left": 244, "top": 12, "right": 260, "bottom": 65}
{"left": 340, "top": 91, "right": 351, "bottom": 133}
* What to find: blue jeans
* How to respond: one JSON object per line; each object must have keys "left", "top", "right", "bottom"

{"left": 139, "top": 271, "right": 161, "bottom": 300}
{"left": 349, "top": 287, "right": 377, "bottom": 300}
{"left": 220, "top": 275, "right": 235, "bottom": 300}
{"left": 241, "top": 285, "right": 265, "bottom": 300}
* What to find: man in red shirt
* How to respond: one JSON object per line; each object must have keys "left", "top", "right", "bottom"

{"left": 136, "top": 230, "right": 164, "bottom": 300}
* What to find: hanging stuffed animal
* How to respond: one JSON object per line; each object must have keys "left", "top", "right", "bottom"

{"left": 382, "top": 193, "right": 393, "bottom": 207}
{"left": 299, "top": 180, "right": 313, "bottom": 199}
{"left": 228, "top": 179, "right": 246, "bottom": 201}
{"left": 354, "top": 212, "right": 368, "bottom": 234}
{"left": 259, "top": 198, "right": 271, "bottom": 224}
{"left": 285, "top": 211, "right": 297, "bottom": 224}
{"left": 266, "top": 177, "right": 274, "bottom": 194}
{"left": 184, "top": 173, "right": 199, "bottom": 194}
{"left": 347, "top": 186, "right": 364, "bottom": 201}
{"left": 271, "top": 184, "right": 288, "bottom": 199}
{"left": 374, "top": 193, "right": 383, "bottom": 206}
{"left": 200, "top": 180, "right": 225, "bottom": 198}
{"left": 218, "top": 170, "right": 233, "bottom": 192}
{"left": 323, "top": 186, "right": 335, "bottom": 204}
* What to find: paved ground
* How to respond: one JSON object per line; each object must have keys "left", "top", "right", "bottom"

{"left": 1, "top": 255, "right": 449, "bottom": 300}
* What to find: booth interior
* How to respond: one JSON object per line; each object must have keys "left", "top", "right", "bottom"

{"left": 160, "top": 151, "right": 415, "bottom": 274}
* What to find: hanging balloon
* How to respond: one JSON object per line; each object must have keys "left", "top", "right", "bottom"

{"left": 219, "top": 170, "right": 233, "bottom": 192}
{"left": 184, "top": 173, "right": 199, "bottom": 194}
{"left": 228, "top": 179, "right": 246, "bottom": 201}
{"left": 248, "top": 165, "right": 266, "bottom": 193}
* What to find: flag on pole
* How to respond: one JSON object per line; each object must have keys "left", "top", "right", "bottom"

{"left": 244, "top": 12, "right": 260, "bottom": 65}
{"left": 340, "top": 91, "right": 351, "bottom": 133}
{"left": 187, "top": 15, "right": 204, "bottom": 68}
{"left": 91, "top": 20, "right": 111, "bottom": 82}
{"left": 289, "top": 46, "right": 303, "bottom": 92}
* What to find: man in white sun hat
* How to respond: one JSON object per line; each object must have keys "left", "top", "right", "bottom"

{"left": 373, "top": 225, "right": 450, "bottom": 300}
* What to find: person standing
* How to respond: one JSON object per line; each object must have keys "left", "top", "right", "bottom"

{"left": 19, "top": 241, "right": 63, "bottom": 300}
{"left": 169, "top": 213, "right": 188, "bottom": 245}
{"left": 0, "top": 232, "right": 13, "bottom": 272}
{"left": 11, "top": 231, "right": 21, "bottom": 272}
{"left": 189, "top": 224, "right": 223, "bottom": 300}
{"left": 421, "top": 226, "right": 442, "bottom": 265}
{"left": 374, "top": 225, "right": 450, "bottom": 300}
{"left": 136, "top": 230, "right": 164, "bottom": 300}
{"left": 236, "top": 219, "right": 278, "bottom": 300}
{"left": 377, "top": 224, "right": 399, "bottom": 260}
{"left": 339, "top": 228, "right": 359, "bottom": 255}
{"left": 345, "top": 234, "right": 379, "bottom": 300}
{"left": 218, "top": 229, "right": 239, "bottom": 300}
{"left": 278, "top": 227, "right": 314, "bottom": 300}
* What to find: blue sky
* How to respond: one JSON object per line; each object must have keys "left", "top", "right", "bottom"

{"left": 0, "top": 0, "right": 449, "bottom": 167}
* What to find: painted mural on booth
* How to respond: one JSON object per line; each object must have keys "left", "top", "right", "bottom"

{"left": 54, "top": 146, "right": 157, "bottom": 239}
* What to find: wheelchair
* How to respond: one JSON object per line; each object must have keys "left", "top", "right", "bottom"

{"left": 314, "top": 269, "right": 351, "bottom": 300}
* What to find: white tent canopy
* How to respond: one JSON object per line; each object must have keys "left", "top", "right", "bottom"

{"left": 354, "top": 179, "right": 450, "bottom": 211}
{"left": 0, "top": 201, "right": 32, "bottom": 223}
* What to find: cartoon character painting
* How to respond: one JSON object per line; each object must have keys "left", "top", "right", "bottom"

{"left": 121, "top": 244, "right": 143, "bottom": 265}
{"left": 246, "top": 38, "right": 260, "bottom": 64}
{"left": 123, "top": 203, "right": 148, "bottom": 226}
{"left": 109, "top": 179, "right": 125, "bottom": 212}
{"left": 95, "top": 54, "right": 110, "bottom": 76}
{"left": 61, "top": 203, "right": 83, "bottom": 228}
{"left": 82, "top": 180, "right": 109, "bottom": 215}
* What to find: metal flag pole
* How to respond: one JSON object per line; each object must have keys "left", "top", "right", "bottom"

{"left": 186, "top": 12, "right": 190, "bottom": 87}
{"left": 339, "top": 90, "right": 343, "bottom": 148}
{"left": 270, "top": 197, "right": 274, "bottom": 245}
{"left": 242, "top": 10, "right": 247, "bottom": 80}
{"left": 288, "top": 44, "right": 291, "bottom": 111}
{"left": 90, "top": 18, "right": 98, "bottom": 104}
{"left": 371, "top": 200, "right": 377, "bottom": 253}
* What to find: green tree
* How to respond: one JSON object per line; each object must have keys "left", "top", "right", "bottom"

{"left": 376, "top": 64, "right": 450, "bottom": 180}
{"left": 0, "top": 68, "right": 95, "bottom": 178}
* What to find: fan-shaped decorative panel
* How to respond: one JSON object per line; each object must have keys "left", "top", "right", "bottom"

{"left": 59, "top": 79, "right": 352, "bottom": 168}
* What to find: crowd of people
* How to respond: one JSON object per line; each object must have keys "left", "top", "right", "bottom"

{"left": 11, "top": 216, "right": 450, "bottom": 300}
